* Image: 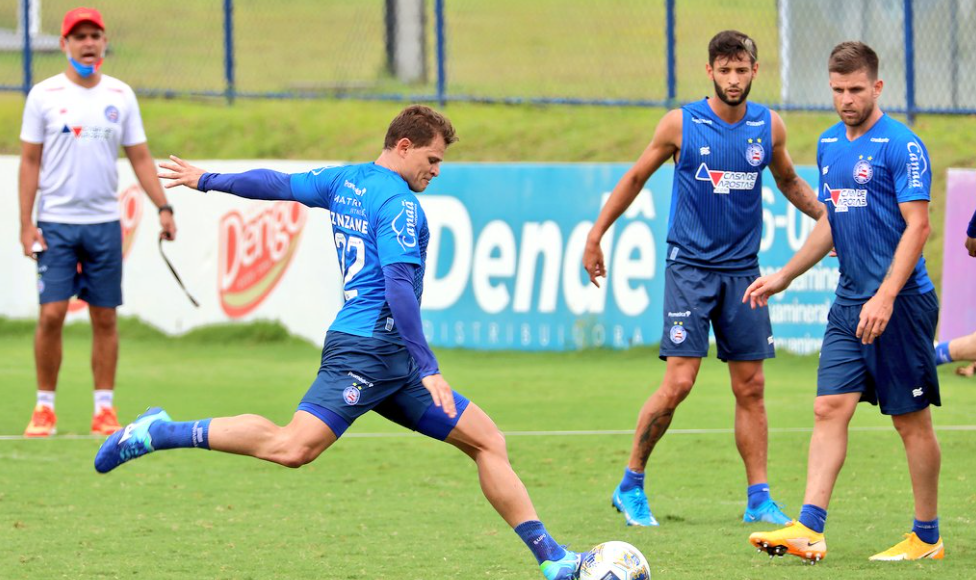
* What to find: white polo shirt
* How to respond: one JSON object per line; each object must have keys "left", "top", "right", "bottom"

{"left": 20, "top": 73, "right": 147, "bottom": 224}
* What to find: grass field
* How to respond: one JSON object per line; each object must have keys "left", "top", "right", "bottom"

{"left": 1, "top": 318, "right": 974, "bottom": 579}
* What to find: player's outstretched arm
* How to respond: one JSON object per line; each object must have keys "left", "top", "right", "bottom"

{"left": 768, "top": 111, "right": 823, "bottom": 221}
{"left": 743, "top": 213, "right": 834, "bottom": 308}
{"left": 584, "top": 109, "right": 681, "bottom": 287}
{"left": 158, "top": 155, "right": 299, "bottom": 203}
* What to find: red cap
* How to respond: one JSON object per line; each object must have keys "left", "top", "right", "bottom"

{"left": 61, "top": 7, "right": 105, "bottom": 37}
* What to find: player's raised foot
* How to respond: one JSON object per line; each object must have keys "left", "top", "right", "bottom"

{"left": 24, "top": 405, "right": 57, "bottom": 437}
{"left": 91, "top": 406, "right": 122, "bottom": 436}
{"left": 743, "top": 499, "right": 792, "bottom": 525}
{"left": 869, "top": 533, "right": 944, "bottom": 561}
{"left": 612, "top": 484, "right": 659, "bottom": 526}
{"left": 540, "top": 550, "right": 582, "bottom": 580}
{"left": 749, "top": 520, "right": 826, "bottom": 565}
{"left": 94, "top": 407, "right": 171, "bottom": 474}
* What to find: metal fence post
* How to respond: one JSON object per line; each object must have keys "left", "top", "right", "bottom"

{"left": 666, "top": 0, "right": 675, "bottom": 107}
{"left": 435, "top": 0, "right": 446, "bottom": 107}
{"left": 22, "top": 0, "right": 32, "bottom": 95}
{"left": 224, "top": 0, "right": 235, "bottom": 105}
{"left": 904, "top": 0, "right": 915, "bottom": 124}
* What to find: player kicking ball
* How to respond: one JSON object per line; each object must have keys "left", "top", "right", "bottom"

{"left": 95, "top": 106, "right": 585, "bottom": 580}
{"left": 745, "top": 42, "right": 944, "bottom": 564}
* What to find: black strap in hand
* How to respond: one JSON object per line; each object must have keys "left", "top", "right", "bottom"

{"left": 158, "top": 237, "right": 200, "bottom": 308}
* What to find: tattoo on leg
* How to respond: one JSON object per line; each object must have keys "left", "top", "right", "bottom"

{"left": 637, "top": 408, "right": 675, "bottom": 469}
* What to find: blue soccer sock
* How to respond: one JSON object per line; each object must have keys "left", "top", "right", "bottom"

{"left": 514, "top": 520, "right": 566, "bottom": 565}
{"left": 747, "top": 482, "right": 771, "bottom": 510}
{"left": 148, "top": 419, "right": 211, "bottom": 450}
{"left": 913, "top": 517, "right": 940, "bottom": 544}
{"left": 935, "top": 341, "right": 953, "bottom": 365}
{"left": 798, "top": 504, "right": 827, "bottom": 533}
{"left": 619, "top": 467, "right": 645, "bottom": 492}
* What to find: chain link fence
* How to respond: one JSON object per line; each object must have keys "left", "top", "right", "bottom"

{"left": 3, "top": 0, "right": 975, "bottom": 115}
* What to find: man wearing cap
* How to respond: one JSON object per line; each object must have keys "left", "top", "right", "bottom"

{"left": 19, "top": 7, "right": 177, "bottom": 437}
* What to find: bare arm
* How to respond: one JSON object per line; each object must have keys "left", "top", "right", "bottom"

{"left": 742, "top": 212, "right": 834, "bottom": 308}
{"left": 768, "top": 111, "right": 823, "bottom": 220}
{"left": 583, "top": 109, "right": 682, "bottom": 286}
{"left": 856, "top": 200, "right": 931, "bottom": 344}
{"left": 124, "top": 143, "right": 176, "bottom": 241}
{"left": 19, "top": 141, "right": 44, "bottom": 258}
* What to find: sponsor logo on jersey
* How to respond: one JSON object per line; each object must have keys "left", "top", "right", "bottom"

{"left": 104, "top": 105, "right": 120, "bottom": 123}
{"left": 746, "top": 120, "right": 766, "bottom": 127}
{"left": 823, "top": 183, "right": 867, "bottom": 212}
{"left": 745, "top": 138, "right": 765, "bottom": 167}
{"left": 669, "top": 322, "right": 687, "bottom": 344}
{"left": 906, "top": 141, "right": 928, "bottom": 189}
{"left": 343, "top": 179, "right": 366, "bottom": 196}
{"left": 218, "top": 202, "right": 307, "bottom": 318}
{"left": 822, "top": 165, "right": 829, "bottom": 175}
{"left": 691, "top": 117, "right": 712, "bottom": 124}
{"left": 870, "top": 137, "right": 889, "bottom": 143}
{"left": 393, "top": 199, "right": 418, "bottom": 250}
{"left": 852, "top": 157, "right": 873, "bottom": 184}
{"left": 343, "top": 385, "right": 361, "bottom": 405}
{"left": 699, "top": 146, "right": 710, "bottom": 156}
{"left": 61, "top": 124, "right": 114, "bottom": 141}
{"left": 821, "top": 137, "right": 838, "bottom": 143}
{"left": 667, "top": 311, "right": 691, "bottom": 318}
{"left": 695, "top": 163, "right": 759, "bottom": 194}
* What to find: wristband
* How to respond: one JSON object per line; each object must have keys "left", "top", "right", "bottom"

{"left": 158, "top": 204, "right": 174, "bottom": 215}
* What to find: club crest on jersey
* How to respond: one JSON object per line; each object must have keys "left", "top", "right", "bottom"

{"left": 343, "top": 386, "right": 361, "bottom": 405}
{"left": 104, "top": 105, "right": 120, "bottom": 123}
{"left": 744, "top": 139, "right": 765, "bottom": 167}
{"left": 823, "top": 183, "right": 867, "bottom": 212}
{"left": 695, "top": 163, "right": 759, "bottom": 194}
{"left": 669, "top": 322, "right": 687, "bottom": 344}
{"left": 852, "top": 158, "right": 873, "bottom": 184}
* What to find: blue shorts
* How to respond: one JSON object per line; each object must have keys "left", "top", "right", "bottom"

{"left": 36, "top": 221, "right": 123, "bottom": 308}
{"left": 298, "top": 332, "right": 470, "bottom": 439}
{"left": 817, "top": 291, "right": 940, "bottom": 415}
{"left": 659, "top": 262, "right": 775, "bottom": 362}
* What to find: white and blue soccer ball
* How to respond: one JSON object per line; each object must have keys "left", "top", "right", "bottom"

{"left": 579, "top": 541, "right": 650, "bottom": 580}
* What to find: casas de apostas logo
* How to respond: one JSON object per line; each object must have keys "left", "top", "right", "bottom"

{"left": 218, "top": 202, "right": 307, "bottom": 318}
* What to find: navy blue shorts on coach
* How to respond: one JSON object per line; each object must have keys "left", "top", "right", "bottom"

{"left": 659, "top": 262, "right": 775, "bottom": 361}
{"left": 817, "top": 290, "right": 940, "bottom": 415}
{"left": 36, "top": 221, "right": 123, "bottom": 307}
{"left": 298, "top": 332, "right": 469, "bottom": 439}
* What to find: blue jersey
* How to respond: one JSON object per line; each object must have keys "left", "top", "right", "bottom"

{"left": 289, "top": 162, "right": 428, "bottom": 343}
{"left": 667, "top": 98, "right": 773, "bottom": 272}
{"left": 817, "top": 114, "right": 934, "bottom": 304}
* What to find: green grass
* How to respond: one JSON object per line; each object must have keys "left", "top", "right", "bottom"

{"left": 1, "top": 319, "right": 974, "bottom": 579}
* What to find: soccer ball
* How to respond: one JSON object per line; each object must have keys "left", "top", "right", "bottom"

{"left": 579, "top": 541, "right": 650, "bottom": 580}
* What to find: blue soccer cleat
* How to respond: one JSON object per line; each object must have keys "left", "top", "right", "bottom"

{"left": 743, "top": 499, "right": 792, "bottom": 525}
{"left": 94, "top": 407, "right": 171, "bottom": 473}
{"left": 612, "top": 484, "right": 659, "bottom": 526}
{"left": 540, "top": 550, "right": 582, "bottom": 580}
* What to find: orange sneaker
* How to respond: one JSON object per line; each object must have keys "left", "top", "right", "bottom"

{"left": 91, "top": 406, "right": 122, "bottom": 436}
{"left": 24, "top": 405, "right": 57, "bottom": 437}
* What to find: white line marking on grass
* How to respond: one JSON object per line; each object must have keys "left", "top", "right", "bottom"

{"left": 0, "top": 425, "right": 976, "bottom": 441}
{"left": 2, "top": 425, "right": 975, "bottom": 441}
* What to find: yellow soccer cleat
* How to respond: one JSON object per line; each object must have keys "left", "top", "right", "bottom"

{"left": 749, "top": 520, "right": 826, "bottom": 565}
{"left": 869, "top": 533, "right": 944, "bottom": 561}
{"left": 24, "top": 405, "right": 57, "bottom": 437}
{"left": 91, "top": 406, "right": 123, "bottom": 436}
